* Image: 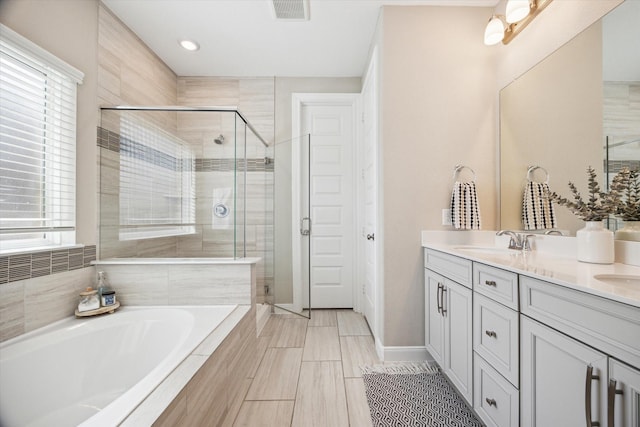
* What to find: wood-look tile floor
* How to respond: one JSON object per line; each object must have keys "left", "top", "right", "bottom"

{"left": 234, "top": 309, "right": 378, "bottom": 427}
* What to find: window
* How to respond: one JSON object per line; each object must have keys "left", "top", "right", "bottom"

{"left": 0, "top": 24, "right": 83, "bottom": 253}
{"left": 118, "top": 116, "right": 196, "bottom": 240}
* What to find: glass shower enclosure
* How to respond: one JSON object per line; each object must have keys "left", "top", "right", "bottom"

{"left": 98, "top": 107, "right": 274, "bottom": 306}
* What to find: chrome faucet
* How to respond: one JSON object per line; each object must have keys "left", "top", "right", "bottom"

{"left": 496, "top": 230, "right": 535, "bottom": 251}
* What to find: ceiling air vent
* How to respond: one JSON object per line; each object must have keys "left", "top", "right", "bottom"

{"left": 270, "top": 0, "right": 310, "bottom": 21}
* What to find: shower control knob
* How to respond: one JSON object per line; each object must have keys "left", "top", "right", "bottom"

{"left": 366, "top": 234, "right": 375, "bottom": 241}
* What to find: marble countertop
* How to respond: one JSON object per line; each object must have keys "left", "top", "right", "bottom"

{"left": 421, "top": 231, "right": 640, "bottom": 308}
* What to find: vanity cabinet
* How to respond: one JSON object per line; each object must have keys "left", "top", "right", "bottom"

{"left": 472, "top": 263, "right": 520, "bottom": 427}
{"left": 520, "top": 276, "right": 640, "bottom": 427}
{"left": 424, "top": 249, "right": 473, "bottom": 405}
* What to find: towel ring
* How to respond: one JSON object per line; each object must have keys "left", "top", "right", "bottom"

{"left": 527, "top": 165, "right": 549, "bottom": 184}
{"left": 453, "top": 164, "right": 476, "bottom": 182}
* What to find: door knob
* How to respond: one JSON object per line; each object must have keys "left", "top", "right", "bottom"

{"left": 366, "top": 234, "right": 375, "bottom": 241}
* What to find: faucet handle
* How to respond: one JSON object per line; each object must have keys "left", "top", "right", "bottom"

{"left": 522, "top": 234, "right": 535, "bottom": 251}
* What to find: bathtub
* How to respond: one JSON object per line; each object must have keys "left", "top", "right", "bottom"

{"left": 0, "top": 305, "right": 237, "bottom": 427}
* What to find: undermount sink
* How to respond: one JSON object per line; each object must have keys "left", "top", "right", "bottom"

{"left": 593, "top": 274, "right": 640, "bottom": 287}
{"left": 453, "top": 246, "right": 514, "bottom": 255}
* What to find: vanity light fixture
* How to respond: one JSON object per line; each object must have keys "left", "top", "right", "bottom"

{"left": 179, "top": 39, "right": 200, "bottom": 51}
{"left": 483, "top": 0, "right": 553, "bottom": 45}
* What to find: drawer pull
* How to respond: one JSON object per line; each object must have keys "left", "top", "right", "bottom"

{"left": 441, "top": 287, "right": 447, "bottom": 316}
{"left": 437, "top": 283, "right": 443, "bottom": 314}
{"left": 485, "top": 330, "right": 497, "bottom": 338}
{"left": 485, "top": 398, "right": 497, "bottom": 407}
{"left": 607, "top": 379, "right": 624, "bottom": 427}
{"left": 485, "top": 280, "right": 497, "bottom": 287}
{"left": 585, "top": 365, "right": 601, "bottom": 427}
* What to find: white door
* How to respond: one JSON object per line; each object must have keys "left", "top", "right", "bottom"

{"left": 521, "top": 316, "right": 608, "bottom": 427}
{"left": 609, "top": 359, "right": 640, "bottom": 427}
{"left": 444, "top": 279, "right": 473, "bottom": 405}
{"left": 361, "top": 51, "right": 378, "bottom": 332}
{"left": 301, "top": 104, "right": 355, "bottom": 308}
{"left": 425, "top": 269, "right": 445, "bottom": 366}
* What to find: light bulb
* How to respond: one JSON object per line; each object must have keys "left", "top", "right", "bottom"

{"left": 484, "top": 16, "right": 505, "bottom": 46}
{"left": 506, "top": 0, "right": 531, "bottom": 23}
{"left": 179, "top": 39, "right": 200, "bottom": 51}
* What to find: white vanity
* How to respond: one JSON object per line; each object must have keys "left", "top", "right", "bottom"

{"left": 423, "top": 231, "right": 640, "bottom": 427}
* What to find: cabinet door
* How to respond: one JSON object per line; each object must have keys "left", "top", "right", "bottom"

{"left": 425, "top": 269, "right": 445, "bottom": 366}
{"left": 444, "top": 279, "right": 473, "bottom": 405}
{"left": 521, "top": 317, "right": 608, "bottom": 427}
{"left": 609, "top": 359, "right": 640, "bottom": 427}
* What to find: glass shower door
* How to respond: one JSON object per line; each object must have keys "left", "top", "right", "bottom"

{"left": 273, "top": 134, "right": 311, "bottom": 318}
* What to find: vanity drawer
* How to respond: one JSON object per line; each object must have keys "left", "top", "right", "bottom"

{"left": 474, "top": 353, "right": 519, "bottom": 427}
{"left": 474, "top": 263, "right": 518, "bottom": 310}
{"left": 424, "top": 249, "right": 472, "bottom": 289}
{"left": 520, "top": 276, "right": 640, "bottom": 368}
{"left": 474, "top": 293, "right": 519, "bottom": 387}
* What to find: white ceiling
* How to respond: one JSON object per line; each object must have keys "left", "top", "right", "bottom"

{"left": 101, "top": 0, "right": 498, "bottom": 78}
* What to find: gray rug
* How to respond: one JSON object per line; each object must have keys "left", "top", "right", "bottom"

{"left": 362, "top": 363, "right": 483, "bottom": 427}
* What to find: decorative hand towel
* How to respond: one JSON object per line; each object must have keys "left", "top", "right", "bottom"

{"left": 450, "top": 181, "right": 482, "bottom": 230}
{"left": 522, "top": 181, "right": 557, "bottom": 230}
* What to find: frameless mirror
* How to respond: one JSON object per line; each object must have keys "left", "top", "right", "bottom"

{"left": 499, "top": 1, "right": 640, "bottom": 236}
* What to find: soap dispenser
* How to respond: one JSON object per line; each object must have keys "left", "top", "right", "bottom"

{"left": 97, "top": 271, "right": 109, "bottom": 297}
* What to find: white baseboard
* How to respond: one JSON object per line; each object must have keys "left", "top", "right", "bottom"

{"left": 377, "top": 345, "right": 430, "bottom": 362}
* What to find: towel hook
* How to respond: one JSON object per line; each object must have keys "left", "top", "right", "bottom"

{"left": 527, "top": 165, "right": 549, "bottom": 184}
{"left": 453, "top": 164, "right": 476, "bottom": 182}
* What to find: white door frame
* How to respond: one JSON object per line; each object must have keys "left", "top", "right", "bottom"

{"left": 291, "top": 93, "right": 360, "bottom": 312}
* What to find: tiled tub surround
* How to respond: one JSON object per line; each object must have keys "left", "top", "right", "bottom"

{"left": 92, "top": 257, "right": 259, "bottom": 306}
{"left": 0, "top": 305, "right": 240, "bottom": 427}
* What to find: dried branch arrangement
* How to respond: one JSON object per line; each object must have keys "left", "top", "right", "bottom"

{"left": 616, "top": 168, "right": 640, "bottom": 221}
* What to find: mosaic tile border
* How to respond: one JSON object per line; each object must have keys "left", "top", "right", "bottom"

{"left": 98, "top": 126, "right": 273, "bottom": 172}
{"left": 605, "top": 160, "right": 640, "bottom": 174}
{"left": 0, "top": 245, "right": 96, "bottom": 285}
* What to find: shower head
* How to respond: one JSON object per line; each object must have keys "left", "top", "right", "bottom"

{"left": 214, "top": 134, "right": 225, "bottom": 145}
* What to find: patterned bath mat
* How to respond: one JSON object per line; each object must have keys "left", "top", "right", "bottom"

{"left": 361, "top": 363, "right": 483, "bottom": 427}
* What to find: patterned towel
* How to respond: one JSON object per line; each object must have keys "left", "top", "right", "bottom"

{"left": 522, "top": 181, "right": 557, "bottom": 230}
{"left": 450, "top": 181, "right": 481, "bottom": 230}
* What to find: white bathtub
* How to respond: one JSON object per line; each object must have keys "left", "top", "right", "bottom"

{"left": 0, "top": 305, "right": 236, "bottom": 427}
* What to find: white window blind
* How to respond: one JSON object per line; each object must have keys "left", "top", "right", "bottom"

{"left": 118, "top": 116, "right": 196, "bottom": 240}
{"left": 0, "top": 24, "right": 83, "bottom": 253}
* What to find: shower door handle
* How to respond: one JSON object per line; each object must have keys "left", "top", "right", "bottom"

{"left": 300, "top": 217, "right": 312, "bottom": 236}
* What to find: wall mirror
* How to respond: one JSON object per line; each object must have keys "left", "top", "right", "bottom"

{"left": 499, "top": 0, "right": 640, "bottom": 237}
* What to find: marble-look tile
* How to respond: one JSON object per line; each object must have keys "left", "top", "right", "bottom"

{"left": 302, "top": 326, "right": 341, "bottom": 361}
{"left": 292, "top": 361, "right": 349, "bottom": 427}
{"left": 309, "top": 309, "right": 337, "bottom": 327}
{"left": 0, "top": 280, "right": 25, "bottom": 342}
{"left": 168, "top": 264, "right": 251, "bottom": 305}
{"left": 344, "top": 378, "right": 374, "bottom": 427}
{"left": 233, "top": 401, "right": 294, "bottom": 427}
{"left": 269, "top": 318, "right": 308, "bottom": 348}
{"left": 98, "top": 266, "right": 168, "bottom": 305}
{"left": 337, "top": 310, "right": 371, "bottom": 336}
{"left": 246, "top": 348, "right": 302, "bottom": 400}
{"left": 24, "top": 268, "right": 94, "bottom": 332}
{"left": 340, "top": 336, "right": 380, "bottom": 378}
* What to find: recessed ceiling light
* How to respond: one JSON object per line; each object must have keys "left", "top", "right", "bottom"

{"left": 179, "top": 39, "right": 200, "bottom": 51}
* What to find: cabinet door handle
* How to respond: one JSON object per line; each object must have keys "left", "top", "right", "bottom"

{"left": 441, "top": 287, "right": 447, "bottom": 316}
{"left": 485, "top": 397, "right": 497, "bottom": 407}
{"left": 607, "top": 379, "right": 624, "bottom": 427}
{"left": 485, "top": 280, "right": 497, "bottom": 287}
{"left": 585, "top": 365, "right": 601, "bottom": 427}
{"left": 436, "top": 283, "right": 442, "bottom": 314}
{"left": 485, "top": 330, "right": 497, "bottom": 338}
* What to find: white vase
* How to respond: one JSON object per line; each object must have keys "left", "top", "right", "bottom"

{"left": 615, "top": 220, "right": 640, "bottom": 242}
{"left": 576, "top": 220, "right": 614, "bottom": 264}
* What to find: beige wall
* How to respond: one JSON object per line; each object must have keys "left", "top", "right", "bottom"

{"left": 0, "top": 0, "right": 99, "bottom": 246}
{"left": 379, "top": 6, "right": 497, "bottom": 347}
